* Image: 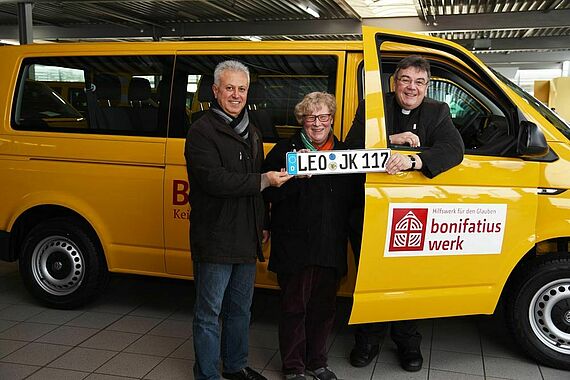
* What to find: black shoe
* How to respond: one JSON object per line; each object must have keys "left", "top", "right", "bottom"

{"left": 285, "top": 374, "right": 306, "bottom": 380}
{"left": 222, "top": 367, "right": 267, "bottom": 380}
{"left": 397, "top": 348, "right": 423, "bottom": 372}
{"left": 306, "top": 367, "right": 337, "bottom": 380}
{"left": 349, "top": 343, "right": 379, "bottom": 367}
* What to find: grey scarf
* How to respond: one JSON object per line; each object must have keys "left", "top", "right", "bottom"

{"left": 211, "top": 101, "right": 250, "bottom": 140}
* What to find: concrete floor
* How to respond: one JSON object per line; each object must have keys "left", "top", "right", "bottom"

{"left": 0, "top": 260, "right": 569, "bottom": 380}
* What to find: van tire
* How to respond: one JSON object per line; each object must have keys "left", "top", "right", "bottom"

{"left": 507, "top": 254, "right": 570, "bottom": 370}
{"left": 19, "top": 218, "right": 108, "bottom": 309}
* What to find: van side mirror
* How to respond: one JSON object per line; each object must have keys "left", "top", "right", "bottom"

{"left": 517, "top": 120, "right": 548, "bottom": 156}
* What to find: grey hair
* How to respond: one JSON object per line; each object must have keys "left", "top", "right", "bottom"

{"left": 214, "top": 60, "right": 250, "bottom": 85}
{"left": 294, "top": 92, "right": 337, "bottom": 124}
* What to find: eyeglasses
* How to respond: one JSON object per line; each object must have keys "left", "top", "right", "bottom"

{"left": 397, "top": 76, "right": 428, "bottom": 87}
{"left": 304, "top": 114, "right": 332, "bottom": 123}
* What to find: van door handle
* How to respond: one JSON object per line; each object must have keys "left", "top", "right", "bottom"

{"left": 537, "top": 188, "right": 565, "bottom": 195}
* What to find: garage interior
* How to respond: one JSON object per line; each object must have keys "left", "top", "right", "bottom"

{"left": 0, "top": 1, "right": 569, "bottom": 379}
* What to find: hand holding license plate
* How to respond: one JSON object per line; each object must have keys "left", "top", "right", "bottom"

{"left": 286, "top": 149, "right": 391, "bottom": 175}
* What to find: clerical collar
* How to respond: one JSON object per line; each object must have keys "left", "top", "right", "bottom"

{"left": 401, "top": 108, "right": 411, "bottom": 115}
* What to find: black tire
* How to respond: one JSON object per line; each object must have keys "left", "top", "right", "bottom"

{"left": 506, "top": 254, "right": 570, "bottom": 370}
{"left": 19, "top": 217, "right": 108, "bottom": 309}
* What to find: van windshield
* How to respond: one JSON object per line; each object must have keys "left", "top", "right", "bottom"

{"left": 492, "top": 69, "right": 570, "bottom": 141}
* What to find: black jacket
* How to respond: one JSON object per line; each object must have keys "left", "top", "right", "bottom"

{"left": 185, "top": 110, "right": 265, "bottom": 263}
{"left": 345, "top": 95, "right": 464, "bottom": 178}
{"left": 262, "top": 132, "right": 354, "bottom": 276}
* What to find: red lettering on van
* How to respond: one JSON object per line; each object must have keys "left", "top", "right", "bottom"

{"left": 173, "top": 180, "right": 189, "bottom": 205}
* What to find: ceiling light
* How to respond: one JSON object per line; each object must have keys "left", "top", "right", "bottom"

{"left": 303, "top": 6, "right": 320, "bottom": 18}
{"left": 177, "top": 10, "right": 199, "bottom": 20}
{"left": 0, "top": 39, "right": 19, "bottom": 45}
{"left": 355, "top": 0, "right": 417, "bottom": 18}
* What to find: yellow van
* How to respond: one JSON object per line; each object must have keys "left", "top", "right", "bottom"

{"left": 0, "top": 27, "right": 569, "bottom": 369}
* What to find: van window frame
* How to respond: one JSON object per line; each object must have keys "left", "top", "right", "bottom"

{"left": 375, "top": 50, "right": 521, "bottom": 157}
{"left": 374, "top": 35, "right": 520, "bottom": 147}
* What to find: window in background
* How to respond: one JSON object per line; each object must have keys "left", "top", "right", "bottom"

{"left": 513, "top": 68, "right": 562, "bottom": 96}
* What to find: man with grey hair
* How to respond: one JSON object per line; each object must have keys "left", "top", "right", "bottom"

{"left": 185, "top": 60, "right": 291, "bottom": 380}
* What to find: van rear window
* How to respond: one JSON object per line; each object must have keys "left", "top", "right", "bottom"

{"left": 12, "top": 55, "right": 174, "bottom": 137}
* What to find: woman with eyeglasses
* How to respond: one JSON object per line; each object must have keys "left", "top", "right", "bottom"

{"left": 262, "top": 92, "right": 355, "bottom": 380}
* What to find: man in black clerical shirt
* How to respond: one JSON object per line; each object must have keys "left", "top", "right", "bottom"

{"left": 345, "top": 55, "right": 464, "bottom": 372}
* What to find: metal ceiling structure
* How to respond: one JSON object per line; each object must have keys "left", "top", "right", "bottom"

{"left": 0, "top": 0, "right": 568, "bottom": 70}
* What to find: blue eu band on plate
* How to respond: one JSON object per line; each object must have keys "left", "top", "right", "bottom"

{"left": 286, "top": 149, "right": 391, "bottom": 175}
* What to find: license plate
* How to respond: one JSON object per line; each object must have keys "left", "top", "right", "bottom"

{"left": 286, "top": 149, "right": 391, "bottom": 175}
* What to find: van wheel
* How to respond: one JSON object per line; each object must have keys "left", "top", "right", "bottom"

{"left": 507, "top": 254, "right": 570, "bottom": 370}
{"left": 19, "top": 218, "right": 108, "bottom": 309}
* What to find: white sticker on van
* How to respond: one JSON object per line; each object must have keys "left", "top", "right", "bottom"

{"left": 384, "top": 203, "right": 507, "bottom": 257}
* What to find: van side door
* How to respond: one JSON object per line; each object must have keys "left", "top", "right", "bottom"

{"left": 351, "top": 27, "right": 543, "bottom": 324}
{"left": 164, "top": 51, "right": 347, "bottom": 289}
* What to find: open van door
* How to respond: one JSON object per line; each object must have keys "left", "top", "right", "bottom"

{"left": 350, "top": 27, "right": 542, "bottom": 325}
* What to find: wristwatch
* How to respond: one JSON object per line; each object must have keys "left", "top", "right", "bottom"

{"left": 408, "top": 155, "right": 416, "bottom": 170}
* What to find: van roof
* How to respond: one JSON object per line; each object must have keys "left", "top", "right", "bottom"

{"left": 1, "top": 40, "right": 365, "bottom": 54}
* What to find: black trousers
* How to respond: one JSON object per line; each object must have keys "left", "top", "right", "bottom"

{"left": 355, "top": 321, "right": 421, "bottom": 349}
{"left": 277, "top": 266, "right": 338, "bottom": 375}
{"left": 349, "top": 206, "right": 422, "bottom": 351}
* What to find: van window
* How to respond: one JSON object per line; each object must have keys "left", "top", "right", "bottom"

{"left": 382, "top": 58, "right": 516, "bottom": 157}
{"left": 428, "top": 79, "right": 488, "bottom": 125}
{"left": 427, "top": 77, "right": 516, "bottom": 155}
{"left": 170, "top": 54, "right": 338, "bottom": 141}
{"left": 12, "top": 56, "right": 174, "bottom": 137}
{"left": 16, "top": 80, "right": 84, "bottom": 123}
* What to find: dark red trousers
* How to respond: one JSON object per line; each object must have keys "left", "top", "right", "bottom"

{"left": 277, "top": 266, "right": 338, "bottom": 375}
